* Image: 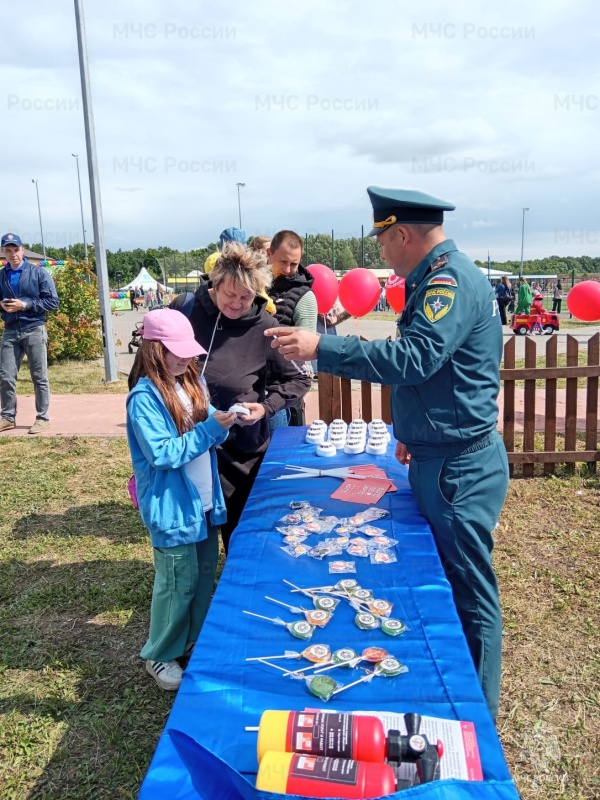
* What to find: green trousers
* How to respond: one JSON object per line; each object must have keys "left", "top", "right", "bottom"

{"left": 408, "top": 433, "right": 509, "bottom": 719}
{"left": 141, "top": 524, "right": 219, "bottom": 663}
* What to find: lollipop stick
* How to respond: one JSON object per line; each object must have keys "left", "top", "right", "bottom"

{"left": 254, "top": 658, "right": 295, "bottom": 673}
{"left": 265, "top": 596, "right": 304, "bottom": 614}
{"left": 330, "top": 670, "right": 376, "bottom": 696}
{"left": 245, "top": 651, "right": 301, "bottom": 661}
{"left": 311, "top": 656, "right": 362, "bottom": 676}
{"left": 243, "top": 610, "right": 285, "bottom": 626}
{"left": 282, "top": 579, "right": 317, "bottom": 598}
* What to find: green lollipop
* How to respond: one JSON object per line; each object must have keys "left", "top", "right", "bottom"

{"left": 351, "top": 587, "right": 374, "bottom": 602}
{"left": 288, "top": 620, "right": 315, "bottom": 640}
{"left": 306, "top": 674, "right": 339, "bottom": 702}
{"left": 381, "top": 618, "right": 407, "bottom": 637}
{"left": 376, "top": 656, "right": 405, "bottom": 676}
{"left": 355, "top": 612, "right": 380, "bottom": 630}
{"left": 335, "top": 578, "right": 359, "bottom": 592}
{"left": 313, "top": 596, "right": 339, "bottom": 612}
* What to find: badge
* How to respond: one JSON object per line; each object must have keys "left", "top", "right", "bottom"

{"left": 424, "top": 288, "right": 455, "bottom": 323}
{"left": 428, "top": 274, "right": 457, "bottom": 288}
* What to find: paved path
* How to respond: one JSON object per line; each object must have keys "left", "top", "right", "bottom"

{"left": 0, "top": 309, "right": 595, "bottom": 438}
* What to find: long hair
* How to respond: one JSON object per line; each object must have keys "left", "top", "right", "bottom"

{"left": 129, "top": 340, "right": 209, "bottom": 434}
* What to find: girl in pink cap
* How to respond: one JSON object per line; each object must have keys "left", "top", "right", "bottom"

{"left": 127, "top": 309, "right": 237, "bottom": 690}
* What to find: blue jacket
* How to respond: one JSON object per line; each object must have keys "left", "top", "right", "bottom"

{"left": 318, "top": 240, "right": 502, "bottom": 457}
{"left": 0, "top": 259, "right": 59, "bottom": 330}
{"left": 126, "top": 377, "right": 229, "bottom": 547}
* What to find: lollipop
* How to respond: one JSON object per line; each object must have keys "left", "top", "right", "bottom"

{"left": 330, "top": 656, "right": 406, "bottom": 697}
{"left": 381, "top": 618, "right": 407, "bottom": 637}
{"left": 264, "top": 596, "right": 332, "bottom": 627}
{"left": 242, "top": 611, "right": 315, "bottom": 640}
{"left": 355, "top": 612, "right": 380, "bottom": 630}
{"left": 310, "top": 648, "right": 362, "bottom": 676}
{"left": 306, "top": 674, "right": 339, "bottom": 702}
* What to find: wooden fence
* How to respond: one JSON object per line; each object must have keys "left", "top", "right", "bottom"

{"left": 316, "top": 333, "right": 600, "bottom": 474}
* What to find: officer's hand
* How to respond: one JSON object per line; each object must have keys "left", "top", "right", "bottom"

{"left": 395, "top": 441, "right": 411, "bottom": 465}
{"left": 234, "top": 403, "right": 265, "bottom": 426}
{"left": 264, "top": 326, "right": 321, "bottom": 361}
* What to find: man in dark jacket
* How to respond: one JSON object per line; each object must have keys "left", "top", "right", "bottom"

{"left": 267, "top": 230, "right": 317, "bottom": 429}
{"left": 0, "top": 233, "right": 59, "bottom": 434}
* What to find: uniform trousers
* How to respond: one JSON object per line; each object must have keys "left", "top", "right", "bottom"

{"left": 408, "top": 432, "right": 509, "bottom": 719}
{"left": 141, "top": 522, "right": 219, "bottom": 662}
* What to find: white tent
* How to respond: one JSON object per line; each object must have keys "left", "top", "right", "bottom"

{"left": 478, "top": 267, "right": 515, "bottom": 278}
{"left": 120, "top": 267, "right": 172, "bottom": 292}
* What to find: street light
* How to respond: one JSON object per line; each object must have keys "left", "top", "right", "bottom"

{"left": 71, "top": 154, "right": 88, "bottom": 260}
{"left": 31, "top": 179, "right": 46, "bottom": 258}
{"left": 236, "top": 182, "right": 245, "bottom": 229}
{"left": 519, "top": 207, "right": 529, "bottom": 277}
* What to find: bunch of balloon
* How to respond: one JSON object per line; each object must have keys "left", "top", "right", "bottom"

{"left": 385, "top": 275, "right": 406, "bottom": 313}
{"left": 338, "top": 268, "right": 381, "bottom": 320}
{"left": 307, "top": 263, "right": 339, "bottom": 314}
{"left": 566, "top": 280, "right": 600, "bottom": 322}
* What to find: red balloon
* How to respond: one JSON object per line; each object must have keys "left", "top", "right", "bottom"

{"left": 385, "top": 275, "right": 406, "bottom": 313}
{"left": 338, "top": 268, "right": 382, "bottom": 317}
{"left": 566, "top": 280, "right": 600, "bottom": 322}
{"left": 307, "top": 263, "right": 339, "bottom": 315}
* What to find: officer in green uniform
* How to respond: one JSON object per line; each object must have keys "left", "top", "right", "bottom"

{"left": 265, "top": 187, "right": 509, "bottom": 720}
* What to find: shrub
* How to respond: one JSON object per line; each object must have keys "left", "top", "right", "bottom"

{"left": 45, "top": 262, "right": 104, "bottom": 363}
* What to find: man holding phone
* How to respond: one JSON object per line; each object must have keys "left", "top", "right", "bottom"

{"left": 0, "top": 233, "right": 59, "bottom": 434}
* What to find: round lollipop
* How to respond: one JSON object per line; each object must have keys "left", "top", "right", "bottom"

{"left": 306, "top": 674, "right": 339, "bottom": 702}
{"left": 381, "top": 618, "right": 407, "bottom": 637}
{"left": 355, "top": 612, "right": 380, "bottom": 630}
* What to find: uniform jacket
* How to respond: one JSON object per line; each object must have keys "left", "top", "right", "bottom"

{"left": 318, "top": 240, "right": 503, "bottom": 456}
{"left": 0, "top": 259, "right": 59, "bottom": 331}
{"left": 173, "top": 276, "right": 311, "bottom": 458}
{"left": 126, "top": 377, "right": 228, "bottom": 547}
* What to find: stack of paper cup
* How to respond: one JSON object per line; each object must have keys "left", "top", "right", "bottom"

{"left": 366, "top": 418, "right": 389, "bottom": 454}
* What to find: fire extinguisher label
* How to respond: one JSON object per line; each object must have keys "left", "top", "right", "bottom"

{"left": 290, "top": 755, "right": 359, "bottom": 785}
{"left": 291, "top": 712, "right": 354, "bottom": 759}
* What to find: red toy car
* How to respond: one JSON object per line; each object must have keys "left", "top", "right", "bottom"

{"left": 510, "top": 311, "right": 560, "bottom": 335}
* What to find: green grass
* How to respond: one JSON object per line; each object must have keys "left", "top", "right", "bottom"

{"left": 0, "top": 437, "right": 598, "bottom": 798}
{"left": 16, "top": 360, "right": 129, "bottom": 395}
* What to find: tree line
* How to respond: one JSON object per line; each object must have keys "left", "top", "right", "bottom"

{"left": 23, "top": 238, "right": 600, "bottom": 286}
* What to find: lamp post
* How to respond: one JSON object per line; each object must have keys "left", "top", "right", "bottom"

{"left": 236, "top": 182, "right": 245, "bottom": 228}
{"left": 31, "top": 179, "right": 46, "bottom": 258}
{"left": 519, "top": 207, "right": 529, "bottom": 277}
{"left": 71, "top": 154, "right": 88, "bottom": 260}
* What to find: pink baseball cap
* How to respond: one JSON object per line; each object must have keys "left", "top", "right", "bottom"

{"left": 141, "top": 309, "right": 206, "bottom": 358}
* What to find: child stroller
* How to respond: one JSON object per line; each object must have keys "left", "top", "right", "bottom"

{"left": 128, "top": 321, "right": 144, "bottom": 354}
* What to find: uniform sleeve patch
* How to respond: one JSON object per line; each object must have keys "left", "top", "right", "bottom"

{"left": 427, "top": 274, "right": 457, "bottom": 288}
{"left": 424, "top": 288, "right": 455, "bottom": 322}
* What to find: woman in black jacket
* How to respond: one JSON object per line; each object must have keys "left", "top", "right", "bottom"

{"left": 172, "top": 243, "right": 310, "bottom": 552}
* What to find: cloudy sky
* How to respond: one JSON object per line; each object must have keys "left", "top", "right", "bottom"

{"left": 2, "top": 0, "right": 598, "bottom": 260}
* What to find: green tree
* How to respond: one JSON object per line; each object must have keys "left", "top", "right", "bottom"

{"left": 45, "top": 262, "right": 103, "bottom": 363}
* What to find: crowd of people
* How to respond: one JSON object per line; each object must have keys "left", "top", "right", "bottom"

{"left": 494, "top": 276, "right": 564, "bottom": 325}
{"left": 2, "top": 194, "right": 538, "bottom": 720}
{"left": 123, "top": 187, "right": 513, "bottom": 724}
{"left": 129, "top": 285, "right": 164, "bottom": 311}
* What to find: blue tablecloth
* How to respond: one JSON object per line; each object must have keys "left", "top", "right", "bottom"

{"left": 139, "top": 427, "right": 520, "bottom": 800}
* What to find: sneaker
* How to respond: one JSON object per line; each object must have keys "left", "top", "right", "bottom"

{"left": 146, "top": 659, "right": 183, "bottom": 691}
{"left": 0, "top": 418, "right": 15, "bottom": 433}
{"left": 28, "top": 419, "right": 50, "bottom": 435}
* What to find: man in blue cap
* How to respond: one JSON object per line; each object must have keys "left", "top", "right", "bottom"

{"left": 0, "top": 233, "right": 59, "bottom": 434}
{"left": 265, "top": 187, "right": 509, "bottom": 720}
